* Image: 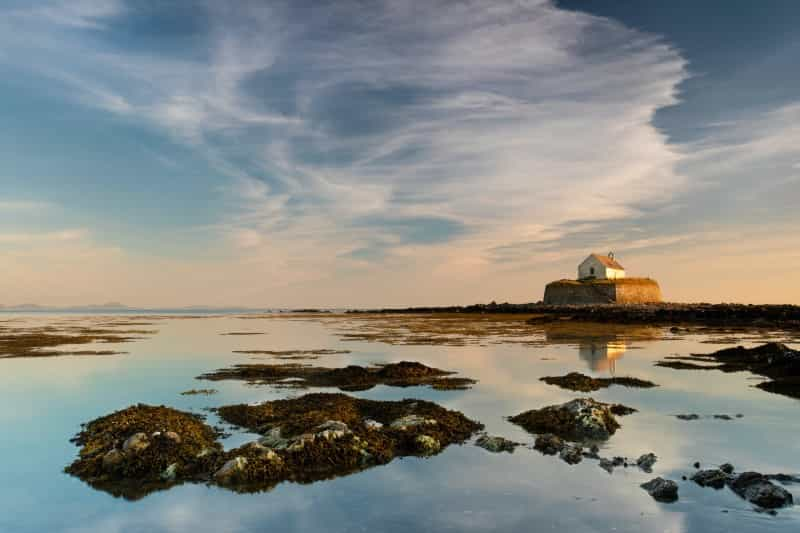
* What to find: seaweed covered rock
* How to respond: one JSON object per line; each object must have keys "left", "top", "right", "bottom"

{"left": 540, "top": 372, "right": 657, "bottom": 392}
{"left": 65, "top": 404, "right": 223, "bottom": 499}
{"left": 216, "top": 393, "right": 481, "bottom": 475}
{"left": 198, "top": 361, "right": 477, "bottom": 391}
{"left": 214, "top": 393, "right": 481, "bottom": 487}
{"left": 67, "top": 394, "right": 482, "bottom": 498}
{"left": 686, "top": 343, "right": 800, "bottom": 400}
{"left": 509, "top": 398, "right": 635, "bottom": 441}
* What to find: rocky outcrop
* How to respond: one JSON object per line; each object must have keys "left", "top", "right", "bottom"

{"left": 641, "top": 477, "right": 679, "bottom": 502}
{"left": 730, "top": 472, "right": 794, "bottom": 509}
{"left": 540, "top": 372, "right": 657, "bottom": 392}
{"left": 689, "top": 465, "right": 795, "bottom": 510}
{"left": 683, "top": 343, "right": 800, "bottom": 400}
{"left": 66, "top": 394, "right": 483, "bottom": 499}
{"left": 509, "top": 398, "right": 635, "bottom": 441}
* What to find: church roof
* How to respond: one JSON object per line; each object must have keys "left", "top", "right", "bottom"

{"left": 589, "top": 253, "right": 625, "bottom": 270}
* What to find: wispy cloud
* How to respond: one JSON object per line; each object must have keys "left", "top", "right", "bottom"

{"left": 0, "top": 200, "right": 52, "bottom": 212}
{"left": 0, "top": 228, "right": 87, "bottom": 244}
{"left": 3, "top": 0, "right": 797, "bottom": 305}
{"left": 19, "top": 0, "right": 125, "bottom": 29}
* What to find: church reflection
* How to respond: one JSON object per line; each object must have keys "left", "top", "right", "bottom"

{"left": 578, "top": 340, "right": 626, "bottom": 374}
{"left": 541, "top": 323, "right": 662, "bottom": 375}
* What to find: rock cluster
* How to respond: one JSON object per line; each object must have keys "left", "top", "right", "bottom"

{"left": 689, "top": 465, "right": 794, "bottom": 509}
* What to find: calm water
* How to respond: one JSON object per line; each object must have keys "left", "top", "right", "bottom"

{"left": 1, "top": 313, "right": 798, "bottom": 533}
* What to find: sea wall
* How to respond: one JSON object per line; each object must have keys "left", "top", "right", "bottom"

{"left": 543, "top": 278, "right": 662, "bottom": 305}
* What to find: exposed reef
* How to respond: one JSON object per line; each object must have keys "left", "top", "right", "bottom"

{"left": 690, "top": 464, "right": 794, "bottom": 510}
{"left": 198, "top": 361, "right": 477, "bottom": 391}
{"left": 509, "top": 398, "right": 636, "bottom": 442}
{"left": 0, "top": 322, "right": 154, "bottom": 358}
{"left": 232, "top": 349, "right": 351, "bottom": 360}
{"left": 658, "top": 343, "right": 800, "bottom": 399}
{"left": 353, "top": 302, "right": 800, "bottom": 329}
{"left": 540, "top": 372, "right": 657, "bottom": 392}
{"left": 66, "top": 394, "right": 482, "bottom": 499}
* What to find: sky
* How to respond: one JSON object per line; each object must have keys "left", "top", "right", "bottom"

{"left": 1, "top": 0, "right": 799, "bottom": 307}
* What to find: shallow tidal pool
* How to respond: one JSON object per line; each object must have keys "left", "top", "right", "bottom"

{"left": 1, "top": 312, "right": 798, "bottom": 533}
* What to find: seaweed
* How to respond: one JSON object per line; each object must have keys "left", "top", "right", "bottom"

{"left": 197, "top": 360, "right": 477, "bottom": 391}
{"left": 540, "top": 372, "right": 657, "bottom": 392}
{"left": 66, "top": 394, "right": 483, "bottom": 498}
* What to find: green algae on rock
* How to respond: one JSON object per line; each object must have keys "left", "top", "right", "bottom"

{"left": 540, "top": 372, "right": 657, "bottom": 392}
{"left": 509, "top": 398, "right": 636, "bottom": 442}
{"left": 198, "top": 360, "right": 477, "bottom": 391}
{"left": 66, "top": 394, "right": 482, "bottom": 498}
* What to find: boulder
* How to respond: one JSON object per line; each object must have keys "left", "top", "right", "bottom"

{"left": 559, "top": 444, "right": 583, "bottom": 465}
{"left": 102, "top": 449, "right": 124, "bottom": 472}
{"left": 363, "top": 419, "right": 383, "bottom": 430}
{"left": 641, "top": 477, "right": 678, "bottom": 503}
{"left": 415, "top": 435, "right": 441, "bottom": 455}
{"left": 599, "top": 458, "right": 615, "bottom": 473}
{"left": 315, "top": 420, "right": 351, "bottom": 440}
{"left": 163, "top": 431, "right": 181, "bottom": 444}
{"left": 214, "top": 457, "right": 248, "bottom": 484}
{"left": 122, "top": 433, "right": 149, "bottom": 453}
{"left": 730, "top": 472, "right": 794, "bottom": 509}
{"left": 509, "top": 398, "right": 632, "bottom": 441}
{"left": 160, "top": 463, "right": 178, "bottom": 481}
{"left": 258, "top": 427, "right": 290, "bottom": 450}
{"left": 533, "top": 433, "right": 564, "bottom": 455}
{"left": 636, "top": 453, "right": 658, "bottom": 473}
{"left": 475, "top": 435, "right": 518, "bottom": 453}
{"left": 390, "top": 415, "right": 438, "bottom": 430}
{"left": 287, "top": 433, "right": 316, "bottom": 452}
{"left": 691, "top": 469, "right": 729, "bottom": 489}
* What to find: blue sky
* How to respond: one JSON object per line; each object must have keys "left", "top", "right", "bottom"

{"left": 1, "top": 0, "right": 799, "bottom": 306}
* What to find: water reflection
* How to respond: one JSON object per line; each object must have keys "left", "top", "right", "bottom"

{"left": 1, "top": 314, "right": 799, "bottom": 533}
{"left": 578, "top": 340, "right": 626, "bottom": 373}
{"left": 542, "top": 324, "right": 662, "bottom": 374}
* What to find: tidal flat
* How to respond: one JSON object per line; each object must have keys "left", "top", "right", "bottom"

{"left": 1, "top": 311, "right": 799, "bottom": 532}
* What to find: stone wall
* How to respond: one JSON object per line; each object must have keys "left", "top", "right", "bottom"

{"left": 543, "top": 278, "right": 662, "bottom": 305}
